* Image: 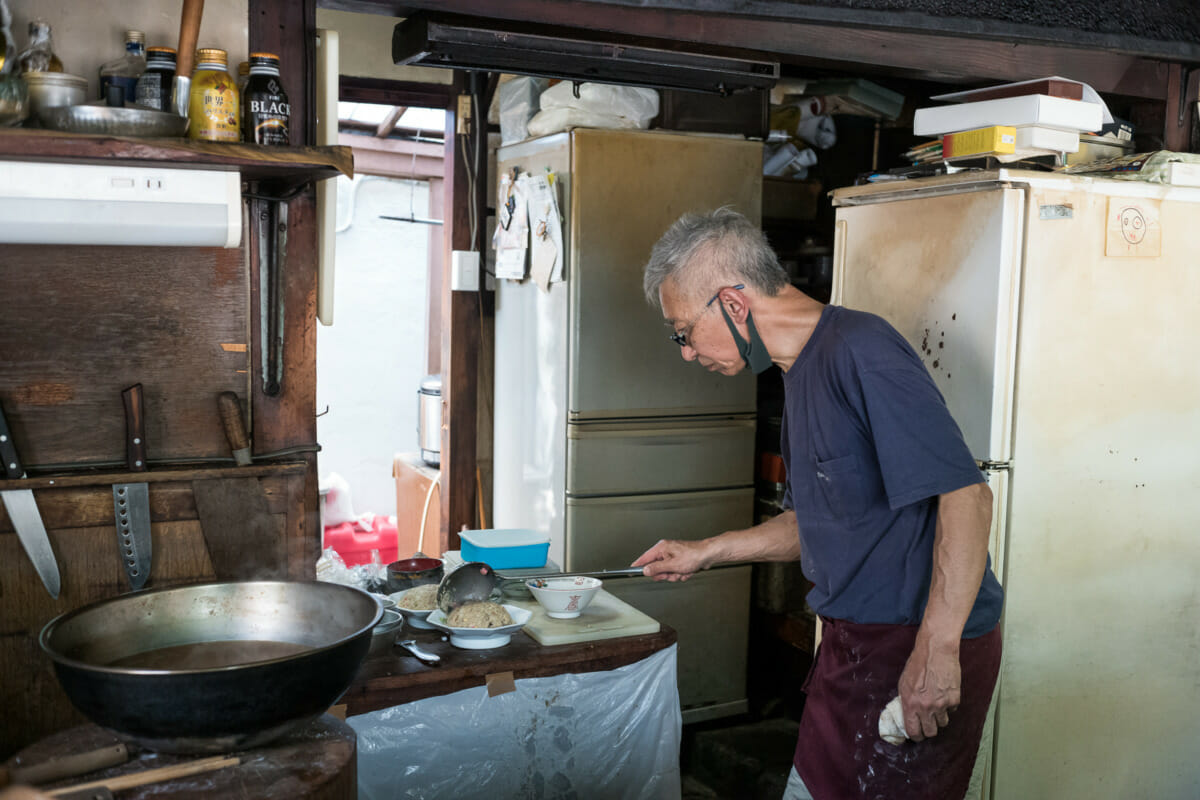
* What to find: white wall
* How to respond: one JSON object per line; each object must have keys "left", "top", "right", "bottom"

{"left": 316, "top": 175, "right": 432, "bottom": 517}
{"left": 7, "top": 0, "right": 249, "bottom": 100}
{"left": 315, "top": 9, "right": 452, "bottom": 84}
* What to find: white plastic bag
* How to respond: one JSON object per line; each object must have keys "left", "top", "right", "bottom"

{"left": 351, "top": 645, "right": 682, "bottom": 800}
{"left": 527, "top": 106, "right": 646, "bottom": 138}
{"left": 797, "top": 114, "right": 837, "bottom": 150}
{"left": 538, "top": 81, "right": 660, "bottom": 126}
{"left": 497, "top": 76, "right": 550, "bottom": 145}
{"left": 319, "top": 472, "right": 357, "bottom": 527}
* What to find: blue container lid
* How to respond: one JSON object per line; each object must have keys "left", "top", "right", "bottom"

{"left": 459, "top": 529, "right": 550, "bottom": 549}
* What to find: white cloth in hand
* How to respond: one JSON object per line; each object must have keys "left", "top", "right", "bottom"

{"left": 878, "top": 695, "right": 909, "bottom": 746}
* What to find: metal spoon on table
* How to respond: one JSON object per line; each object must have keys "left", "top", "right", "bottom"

{"left": 396, "top": 639, "right": 440, "bottom": 666}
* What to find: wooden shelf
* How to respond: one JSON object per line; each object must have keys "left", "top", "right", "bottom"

{"left": 0, "top": 129, "right": 353, "bottom": 189}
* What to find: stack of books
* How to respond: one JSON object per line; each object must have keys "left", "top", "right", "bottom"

{"left": 909, "top": 77, "right": 1109, "bottom": 165}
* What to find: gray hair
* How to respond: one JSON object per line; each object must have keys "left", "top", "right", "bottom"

{"left": 643, "top": 207, "right": 788, "bottom": 309}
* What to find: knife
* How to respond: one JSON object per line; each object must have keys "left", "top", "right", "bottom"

{"left": 0, "top": 401, "right": 61, "bottom": 598}
{"left": 217, "top": 391, "right": 252, "bottom": 466}
{"left": 113, "top": 384, "right": 152, "bottom": 591}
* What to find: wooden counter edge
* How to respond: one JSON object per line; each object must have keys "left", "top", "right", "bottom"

{"left": 341, "top": 627, "right": 678, "bottom": 717}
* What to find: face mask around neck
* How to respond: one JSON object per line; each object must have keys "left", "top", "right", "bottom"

{"left": 718, "top": 303, "right": 773, "bottom": 374}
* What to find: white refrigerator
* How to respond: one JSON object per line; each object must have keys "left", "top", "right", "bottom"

{"left": 493, "top": 129, "right": 762, "bottom": 721}
{"left": 831, "top": 169, "right": 1200, "bottom": 799}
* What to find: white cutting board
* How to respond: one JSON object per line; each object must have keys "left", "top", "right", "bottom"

{"left": 513, "top": 589, "right": 660, "bottom": 646}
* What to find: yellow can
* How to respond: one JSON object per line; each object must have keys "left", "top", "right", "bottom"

{"left": 187, "top": 48, "right": 240, "bottom": 142}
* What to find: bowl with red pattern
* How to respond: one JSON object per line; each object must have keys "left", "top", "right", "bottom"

{"left": 524, "top": 576, "right": 602, "bottom": 619}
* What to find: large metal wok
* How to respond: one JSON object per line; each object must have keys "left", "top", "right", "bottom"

{"left": 39, "top": 580, "right": 382, "bottom": 754}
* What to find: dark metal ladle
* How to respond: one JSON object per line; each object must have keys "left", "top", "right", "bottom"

{"left": 436, "top": 562, "right": 498, "bottom": 613}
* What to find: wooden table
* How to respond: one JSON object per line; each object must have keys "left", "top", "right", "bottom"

{"left": 343, "top": 624, "right": 678, "bottom": 716}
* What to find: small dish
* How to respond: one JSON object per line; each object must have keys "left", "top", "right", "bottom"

{"left": 390, "top": 587, "right": 438, "bottom": 630}
{"left": 425, "top": 604, "right": 532, "bottom": 649}
{"left": 367, "top": 608, "right": 404, "bottom": 658}
{"left": 526, "top": 576, "right": 602, "bottom": 619}
{"left": 371, "top": 593, "right": 397, "bottom": 611}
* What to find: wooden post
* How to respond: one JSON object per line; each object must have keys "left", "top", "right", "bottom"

{"left": 248, "top": 0, "right": 321, "bottom": 573}
{"left": 1164, "top": 64, "right": 1199, "bottom": 153}
{"left": 439, "top": 72, "right": 480, "bottom": 549}
{"left": 427, "top": 177, "right": 445, "bottom": 376}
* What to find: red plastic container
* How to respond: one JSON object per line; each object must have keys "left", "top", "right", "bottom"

{"left": 323, "top": 515, "right": 399, "bottom": 567}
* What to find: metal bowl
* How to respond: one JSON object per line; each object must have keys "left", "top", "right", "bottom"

{"left": 367, "top": 608, "right": 404, "bottom": 658}
{"left": 38, "top": 103, "right": 188, "bottom": 137}
{"left": 24, "top": 71, "right": 87, "bottom": 120}
{"left": 40, "top": 580, "right": 382, "bottom": 754}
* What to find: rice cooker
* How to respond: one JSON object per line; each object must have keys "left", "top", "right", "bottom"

{"left": 417, "top": 374, "right": 442, "bottom": 467}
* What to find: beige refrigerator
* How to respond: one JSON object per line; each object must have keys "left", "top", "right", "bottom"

{"left": 492, "top": 129, "right": 762, "bottom": 722}
{"left": 831, "top": 169, "right": 1200, "bottom": 799}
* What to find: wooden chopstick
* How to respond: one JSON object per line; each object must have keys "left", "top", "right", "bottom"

{"left": 46, "top": 755, "right": 240, "bottom": 797}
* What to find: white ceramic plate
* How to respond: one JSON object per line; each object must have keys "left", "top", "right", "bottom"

{"left": 389, "top": 588, "right": 438, "bottom": 630}
{"left": 426, "top": 604, "right": 532, "bottom": 649}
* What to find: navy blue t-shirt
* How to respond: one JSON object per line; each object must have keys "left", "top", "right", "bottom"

{"left": 781, "top": 305, "right": 1003, "bottom": 638}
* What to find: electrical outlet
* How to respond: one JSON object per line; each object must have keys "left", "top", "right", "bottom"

{"left": 456, "top": 94, "right": 472, "bottom": 136}
{"left": 451, "top": 250, "right": 480, "bottom": 292}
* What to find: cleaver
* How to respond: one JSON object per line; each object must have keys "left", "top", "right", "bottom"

{"left": 0, "top": 401, "right": 61, "bottom": 598}
{"left": 113, "top": 384, "right": 152, "bottom": 591}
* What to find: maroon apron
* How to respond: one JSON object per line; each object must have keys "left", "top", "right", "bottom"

{"left": 794, "top": 617, "right": 1002, "bottom": 800}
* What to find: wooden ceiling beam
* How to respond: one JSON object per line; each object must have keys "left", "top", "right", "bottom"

{"left": 320, "top": 0, "right": 1173, "bottom": 99}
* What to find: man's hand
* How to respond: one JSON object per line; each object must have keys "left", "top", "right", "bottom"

{"left": 631, "top": 539, "right": 712, "bottom": 582}
{"left": 897, "top": 638, "right": 962, "bottom": 741}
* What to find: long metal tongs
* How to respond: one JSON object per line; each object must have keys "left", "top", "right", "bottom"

{"left": 247, "top": 183, "right": 303, "bottom": 396}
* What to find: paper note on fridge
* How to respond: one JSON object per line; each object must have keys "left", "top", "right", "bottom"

{"left": 526, "top": 172, "right": 564, "bottom": 291}
{"left": 493, "top": 171, "right": 529, "bottom": 280}
{"left": 914, "top": 94, "right": 1105, "bottom": 137}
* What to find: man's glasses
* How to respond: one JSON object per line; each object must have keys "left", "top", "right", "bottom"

{"left": 669, "top": 284, "right": 744, "bottom": 347}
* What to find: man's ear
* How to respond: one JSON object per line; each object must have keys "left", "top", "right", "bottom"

{"left": 717, "top": 286, "right": 751, "bottom": 324}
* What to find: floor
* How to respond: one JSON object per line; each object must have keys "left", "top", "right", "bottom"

{"left": 679, "top": 717, "right": 800, "bottom": 800}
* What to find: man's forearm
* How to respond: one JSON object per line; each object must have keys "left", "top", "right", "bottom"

{"left": 919, "top": 482, "right": 993, "bottom": 648}
{"left": 701, "top": 510, "right": 801, "bottom": 569}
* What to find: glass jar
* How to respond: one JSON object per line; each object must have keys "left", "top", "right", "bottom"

{"left": 99, "top": 30, "right": 146, "bottom": 103}
{"left": 135, "top": 46, "right": 176, "bottom": 111}
{"left": 17, "top": 19, "right": 64, "bottom": 74}
{"left": 187, "top": 48, "right": 239, "bottom": 142}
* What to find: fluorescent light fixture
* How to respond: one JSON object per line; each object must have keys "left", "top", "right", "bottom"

{"left": 393, "top": 13, "right": 779, "bottom": 95}
{"left": 0, "top": 162, "right": 241, "bottom": 248}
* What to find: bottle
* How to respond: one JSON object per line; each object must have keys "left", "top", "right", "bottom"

{"left": 134, "top": 47, "right": 176, "bottom": 111}
{"left": 187, "top": 48, "right": 239, "bottom": 142}
{"left": 17, "top": 19, "right": 63, "bottom": 74}
{"left": 236, "top": 61, "right": 249, "bottom": 93}
{"left": 98, "top": 30, "right": 146, "bottom": 103}
{"left": 242, "top": 52, "right": 290, "bottom": 145}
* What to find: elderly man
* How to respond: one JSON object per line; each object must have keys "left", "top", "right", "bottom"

{"left": 632, "top": 208, "right": 1003, "bottom": 800}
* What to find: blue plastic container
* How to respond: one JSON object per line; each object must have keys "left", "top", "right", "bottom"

{"left": 459, "top": 529, "right": 551, "bottom": 570}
